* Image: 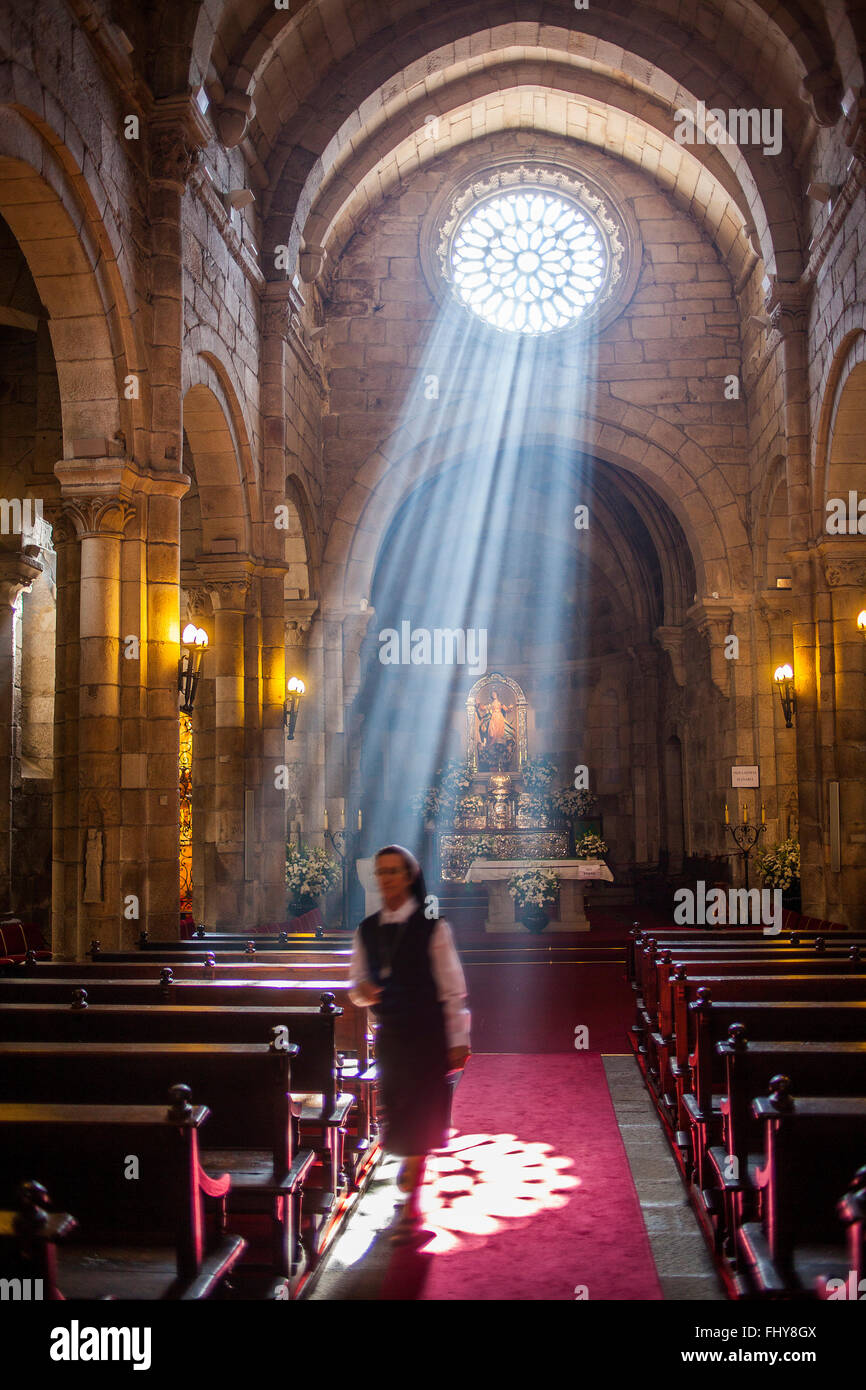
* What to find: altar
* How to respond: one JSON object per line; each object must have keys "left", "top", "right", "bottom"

{"left": 465, "top": 858, "right": 614, "bottom": 932}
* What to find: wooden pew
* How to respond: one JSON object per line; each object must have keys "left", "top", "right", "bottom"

{"left": 737, "top": 1084, "right": 866, "bottom": 1297}
{"left": 817, "top": 1165, "right": 866, "bottom": 1300}
{"left": 0, "top": 1086, "right": 246, "bottom": 1299}
{"left": 682, "top": 995, "right": 866, "bottom": 1190}
{"left": 0, "top": 1179, "right": 76, "bottom": 1301}
{"left": 14, "top": 958, "right": 351, "bottom": 981}
{"left": 0, "top": 1041, "right": 318, "bottom": 1281}
{"left": 666, "top": 973, "right": 866, "bottom": 1122}
{"left": 708, "top": 1035, "right": 866, "bottom": 1262}
{"left": 0, "top": 979, "right": 374, "bottom": 1164}
{"left": 0, "top": 999, "right": 359, "bottom": 1209}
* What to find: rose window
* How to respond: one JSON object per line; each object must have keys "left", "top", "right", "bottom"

{"left": 447, "top": 188, "right": 610, "bottom": 336}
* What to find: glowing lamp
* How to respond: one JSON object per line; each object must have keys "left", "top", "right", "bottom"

{"left": 178, "top": 625, "right": 209, "bottom": 714}
{"left": 284, "top": 675, "right": 306, "bottom": 740}
{"left": 773, "top": 664, "right": 796, "bottom": 728}
{"left": 857, "top": 610, "right": 866, "bottom": 635}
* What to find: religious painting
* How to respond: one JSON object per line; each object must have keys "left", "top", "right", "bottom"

{"left": 466, "top": 672, "right": 528, "bottom": 777}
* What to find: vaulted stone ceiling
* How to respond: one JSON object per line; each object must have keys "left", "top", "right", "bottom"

{"left": 120, "top": 0, "right": 864, "bottom": 291}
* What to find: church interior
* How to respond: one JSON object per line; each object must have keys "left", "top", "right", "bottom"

{"left": 1, "top": 0, "right": 866, "bottom": 1338}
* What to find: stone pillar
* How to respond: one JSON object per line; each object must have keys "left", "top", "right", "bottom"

{"left": 284, "top": 597, "right": 317, "bottom": 845}
{"left": 0, "top": 551, "right": 42, "bottom": 908}
{"left": 52, "top": 488, "right": 136, "bottom": 956}
{"left": 201, "top": 565, "right": 252, "bottom": 927}
{"left": 820, "top": 546, "right": 866, "bottom": 926}
{"left": 766, "top": 282, "right": 820, "bottom": 912}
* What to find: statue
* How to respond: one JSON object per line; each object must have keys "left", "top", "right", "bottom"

{"left": 476, "top": 687, "right": 516, "bottom": 771}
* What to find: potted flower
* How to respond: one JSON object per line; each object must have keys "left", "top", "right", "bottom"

{"left": 521, "top": 756, "right": 558, "bottom": 793}
{"left": 754, "top": 838, "right": 800, "bottom": 909}
{"left": 552, "top": 787, "right": 600, "bottom": 853}
{"left": 574, "top": 832, "right": 608, "bottom": 860}
{"left": 507, "top": 866, "right": 560, "bottom": 933}
{"left": 285, "top": 843, "right": 341, "bottom": 917}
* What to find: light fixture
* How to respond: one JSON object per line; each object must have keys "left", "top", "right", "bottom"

{"left": 857, "top": 610, "right": 866, "bottom": 638}
{"left": 178, "top": 623, "right": 208, "bottom": 714}
{"left": 284, "top": 675, "right": 306, "bottom": 740}
{"left": 773, "top": 663, "right": 796, "bottom": 728}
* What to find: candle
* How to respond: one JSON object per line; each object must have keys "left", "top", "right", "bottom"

{"left": 761, "top": 803, "right": 765, "bottom": 826}
{"left": 743, "top": 804, "right": 748, "bottom": 825}
{"left": 724, "top": 803, "right": 729, "bottom": 825}
{"left": 323, "top": 807, "right": 329, "bottom": 831}
{"left": 340, "top": 805, "right": 345, "bottom": 828}
{"left": 357, "top": 808, "right": 362, "bottom": 831}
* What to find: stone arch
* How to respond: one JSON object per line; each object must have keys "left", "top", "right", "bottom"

{"left": 814, "top": 324, "right": 866, "bottom": 530}
{"left": 183, "top": 332, "right": 261, "bottom": 521}
{"left": 0, "top": 103, "right": 143, "bottom": 461}
{"left": 283, "top": 472, "right": 318, "bottom": 601}
{"left": 323, "top": 411, "right": 744, "bottom": 612}
{"left": 181, "top": 381, "right": 252, "bottom": 555}
{"left": 753, "top": 454, "right": 792, "bottom": 589}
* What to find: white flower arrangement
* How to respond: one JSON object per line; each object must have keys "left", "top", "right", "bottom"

{"left": 507, "top": 867, "right": 560, "bottom": 908}
{"left": 574, "top": 832, "right": 608, "bottom": 859}
{"left": 521, "top": 756, "right": 558, "bottom": 792}
{"left": 552, "top": 787, "right": 598, "bottom": 818}
{"left": 285, "top": 844, "right": 341, "bottom": 899}
{"left": 754, "top": 838, "right": 800, "bottom": 891}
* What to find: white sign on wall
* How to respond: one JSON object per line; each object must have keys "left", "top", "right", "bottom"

{"left": 731, "top": 766, "right": 760, "bottom": 788}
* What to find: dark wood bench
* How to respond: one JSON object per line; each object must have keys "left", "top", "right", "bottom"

{"left": 682, "top": 996, "right": 866, "bottom": 1190}
{"left": 0, "top": 1041, "right": 318, "bottom": 1281}
{"left": 0, "top": 1087, "right": 245, "bottom": 1299}
{"left": 0, "top": 1179, "right": 76, "bottom": 1301}
{"left": 630, "top": 929, "right": 866, "bottom": 992}
{"left": 14, "top": 957, "right": 351, "bottom": 980}
{"left": 708, "top": 1035, "right": 866, "bottom": 1262}
{"left": 0, "top": 980, "right": 374, "bottom": 1163}
{"left": 737, "top": 1085, "right": 866, "bottom": 1297}
{"left": 0, "top": 998, "right": 360, "bottom": 1207}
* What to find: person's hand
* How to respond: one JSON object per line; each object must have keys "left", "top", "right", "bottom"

{"left": 357, "top": 981, "right": 383, "bottom": 1006}
{"left": 447, "top": 1045, "right": 470, "bottom": 1071}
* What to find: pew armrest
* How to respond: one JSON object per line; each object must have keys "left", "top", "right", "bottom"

{"left": 328, "top": 1094, "right": 355, "bottom": 1127}
{"left": 197, "top": 1164, "right": 232, "bottom": 1201}
{"left": 285, "top": 1147, "right": 316, "bottom": 1192}
{"left": 175, "top": 1234, "right": 246, "bottom": 1300}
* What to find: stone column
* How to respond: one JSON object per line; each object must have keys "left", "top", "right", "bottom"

{"left": 201, "top": 564, "right": 252, "bottom": 927}
{"left": 766, "top": 282, "right": 821, "bottom": 913}
{"left": 0, "top": 551, "right": 42, "bottom": 909}
{"left": 52, "top": 488, "right": 136, "bottom": 956}
{"left": 820, "top": 547, "right": 866, "bottom": 926}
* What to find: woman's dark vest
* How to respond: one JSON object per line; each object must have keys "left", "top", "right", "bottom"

{"left": 359, "top": 904, "right": 442, "bottom": 1022}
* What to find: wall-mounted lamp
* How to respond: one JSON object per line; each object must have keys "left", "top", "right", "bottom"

{"left": 178, "top": 623, "right": 209, "bottom": 714}
{"left": 284, "top": 675, "right": 306, "bottom": 740}
{"left": 857, "top": 610, "right": 866, "bottom": 639}
{"left": 773, "top": 663, "right": 796, "bottom": 728}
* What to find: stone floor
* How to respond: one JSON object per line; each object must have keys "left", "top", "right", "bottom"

{"left": 602, "top": 1054, "right": 726, "bottom": 1300}
{"left": 306, "top": 1055, "right": 726, "bottom": 1300}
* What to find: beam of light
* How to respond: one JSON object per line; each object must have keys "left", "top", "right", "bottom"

{"left": 355, "top": 271, "right": 599, "bottom": 866}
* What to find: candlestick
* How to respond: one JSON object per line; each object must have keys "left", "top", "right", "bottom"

{"left": 761, "top": 803, "right": 765, "bottom": 826}
{"left": 743, "top": 804, "right": 748, "bottom": 825}
{"left": 724, "top": 802, "right": 729, "bottom": 825}
{"left": 357, "top": 808, "right": 362, "bottom": 831}
{"left": 340, "top": 805, "right": 345, "bottom": 828}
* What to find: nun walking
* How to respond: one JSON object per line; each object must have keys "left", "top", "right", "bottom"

{"left": 349, "top": 844, "right": 471, "bottom": 1230}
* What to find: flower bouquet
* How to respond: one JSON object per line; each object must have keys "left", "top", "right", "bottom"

{"left": 507, "top": 866, "right": 560, "bottom": 933}
{"left": 285, "top": 844, "right": 341, "bottom": 915}
{"left": 574, "top": 832, "right": 608, "bottom": 859}
{"left": 754, "top": 838, "right": 800, "bottom": 891}
{"left": 552, "top": 787, "right": 598, "bottom": 819}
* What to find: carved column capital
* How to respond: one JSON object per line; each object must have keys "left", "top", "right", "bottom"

{"left": 262, "top": 282, "right": 305, "bottom": 341}
{"left": 653, "top": 626, "right": 685, "bottom": 687}
{"left": 0, "top": 549, "right": 43, "bottom": 608}
{"left": 764, "top": 278, "right": 811, "bottom": 336}
{"left": 285, "top": 599, "right": 319, "bottom": 646}
{"left": 54, "top": 496, "right": 137, "bottom": 539}
{"left": 204, "top": 576, "right": 252, "bottom": 613}
{"left": 149, "top": 96, "right": 211, "bottom": 190}
{"left": 800, "top": 64, "right": 844, "bottom": 127}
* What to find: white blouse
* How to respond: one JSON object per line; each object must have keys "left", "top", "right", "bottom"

{"left": 348, "top": 895, "right": 471, "bottom": 1049}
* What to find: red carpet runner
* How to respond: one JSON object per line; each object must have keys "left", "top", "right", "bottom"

{"left": 379, "top": 1053, "right": 662, "bottom": 1300}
